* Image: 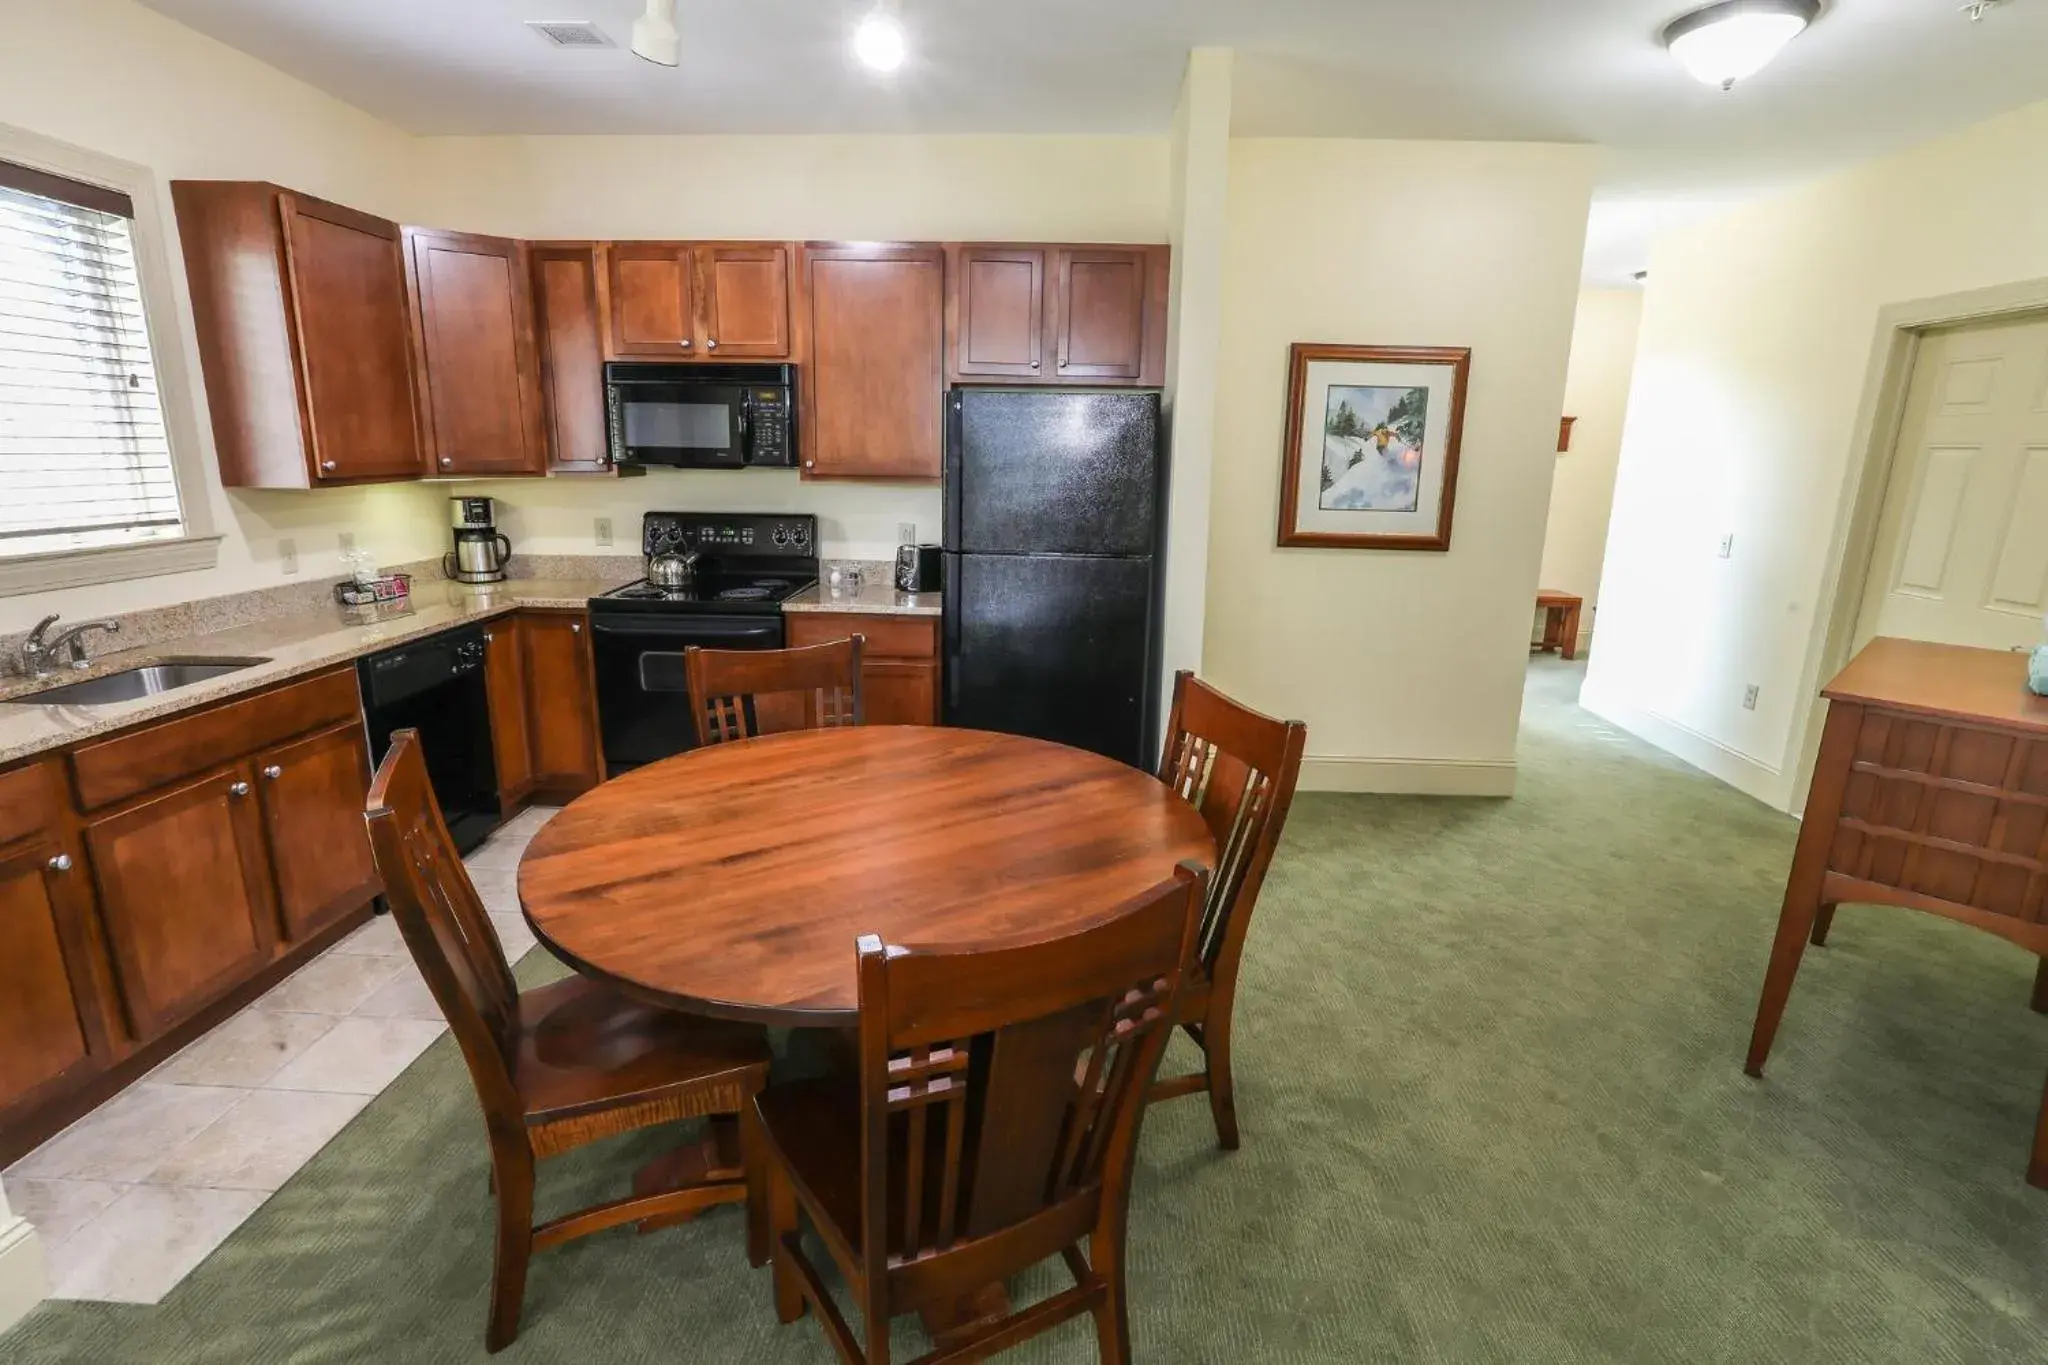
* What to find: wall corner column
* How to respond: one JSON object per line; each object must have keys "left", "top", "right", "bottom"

{"left": 0, "top": 1185, "right": 49, "bottom": 1337}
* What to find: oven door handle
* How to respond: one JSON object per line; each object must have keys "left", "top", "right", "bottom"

{"left": 588, "top": 615, "right": 784, "bottom": 643}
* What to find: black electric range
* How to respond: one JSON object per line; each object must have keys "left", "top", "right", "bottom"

{"left": 588, "top": 511, "right": 819, "bottom": 772}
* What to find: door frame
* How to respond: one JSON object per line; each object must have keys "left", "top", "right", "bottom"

{"left": 1788, "top": 275, "right": 2048, "bottom": 810}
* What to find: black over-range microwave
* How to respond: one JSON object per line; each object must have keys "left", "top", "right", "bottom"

{"left": 604, "top": 362, "right": 797, "bottom": 470}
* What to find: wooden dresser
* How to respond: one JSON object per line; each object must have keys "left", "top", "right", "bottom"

{"left": 1744, "top": 637, "right": 2048, "bottom": 1188}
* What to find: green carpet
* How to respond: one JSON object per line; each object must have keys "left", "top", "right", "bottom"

{"left": 7, "top": 659, "right": 2045, "bottom": 1363}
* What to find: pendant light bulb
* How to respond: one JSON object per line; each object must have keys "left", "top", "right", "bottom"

{"left": 1662, "top": 0, "right": 1819, "bottom": 90}
{"left": 854, "top": 3, "right": 908, "bottom": 74}
{"left": 632, "top": 0, "right": 680, "bottom": 67}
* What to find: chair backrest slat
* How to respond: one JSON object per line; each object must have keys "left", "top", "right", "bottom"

{"left": 1157, "top": 671, "right": 1307, "bottom": 977}
{"left": 364, "top": 729, "right": 523, "bottom": 1125}
{"left": 684, "top": 636, "right": 865, "bottom": 747}
{"left": 852, "top": 864, "right": 1204, "bottom": 1289}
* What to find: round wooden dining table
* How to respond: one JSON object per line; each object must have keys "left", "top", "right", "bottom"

{"left": 518, "top": 725, "right": 1217, "bottom": 1028}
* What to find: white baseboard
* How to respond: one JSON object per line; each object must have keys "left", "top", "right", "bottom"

{"left": 0, "top": 1215, "right": 48, "bottom": 1337}
{"left": 1578, "top": 686, "right": 1787, "bottom": 810}
{"left": 1299, "top": 754, "right": 1517, "bottom": 796}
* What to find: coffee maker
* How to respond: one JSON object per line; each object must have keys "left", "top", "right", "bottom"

{"left": 444, "top": 497, "right": 512, "bottom": 585}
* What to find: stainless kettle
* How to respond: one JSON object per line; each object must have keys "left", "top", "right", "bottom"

{"left": 648, "top": 550, "right": 699, "bottom": 590}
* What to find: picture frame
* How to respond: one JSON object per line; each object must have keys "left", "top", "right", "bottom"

{"left": 1276, "top": 343, "right": 1471, "bottom": 551}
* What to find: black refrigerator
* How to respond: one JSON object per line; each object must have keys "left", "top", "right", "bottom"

{"left": 942, "top": 387, "right": 1167, "bottom": 768}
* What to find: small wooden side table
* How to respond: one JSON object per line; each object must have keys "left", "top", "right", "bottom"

{"left": 1744, "top": 637, "right": 2048, "bottom": 1189}
{"left": 1535, "top": 590, "right": 1584, "bottom": 661}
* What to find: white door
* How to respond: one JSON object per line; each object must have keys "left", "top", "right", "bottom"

{"left": 1855, "top": 313, "right": 2048, "bottom": 651}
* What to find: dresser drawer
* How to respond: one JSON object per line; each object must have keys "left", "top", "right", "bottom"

{"left": 69, "top": 669, "right": 361, "bottom": 812}
{"left": 786, "top": 613, "right": 936, "bottom": 660}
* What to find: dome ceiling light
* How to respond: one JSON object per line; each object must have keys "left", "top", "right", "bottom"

{"left": 1662, "top": 0, "right": 1821, "bottom": 90}
{"left": 853, "top": 1, "right": 909, "bottom": 74}
{"left": 631, "top": 0, "right": 680, "bottom": 67}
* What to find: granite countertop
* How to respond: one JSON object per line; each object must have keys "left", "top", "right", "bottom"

{"left": 0, "top": 575, "right": 630, "bottom": 766}
{"left": 784, "top": 580, "right": 941, "bottom": 618}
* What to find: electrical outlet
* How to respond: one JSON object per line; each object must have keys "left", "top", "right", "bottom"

{"left": 338, "top": 531, "right": 357, "bottom": 556}
{"left": 897, "top": 521, "right": 917, "bottom": 544}
{"left": 279, "top": 538, "right": 298, "bottom": 574}
{"left": 1717, "top": 533, "right": 1734, "bottom": 560}
{"left": 595, "top": 517, "right": 614, "bottom": 547}
{"left": 1742, "top": 684, "right": 1760, "bottom": 711}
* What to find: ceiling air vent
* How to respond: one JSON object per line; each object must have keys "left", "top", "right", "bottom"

{"left": 526, "top": 20, "right": 615, "bottom": 48}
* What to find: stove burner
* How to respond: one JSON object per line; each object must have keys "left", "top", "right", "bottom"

{"left": 718, "top": 586, "right": 773, "bottom": 601}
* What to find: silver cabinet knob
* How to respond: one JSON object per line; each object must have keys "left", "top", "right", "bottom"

{"left": 679, "top": 338, "right": 692, "bottom": 349}
{"left": 439, "top": 457, "right": 453, "bottom": 468}
{"left": 805, "top": 460, "right": 815, "bottom": 469}
{"left": 570, "top": 622, "right": 582, "bottom": 634}
{"left": 229, "top": 780, "right": 250, "bottom": 797}
{"left": 706, "top": 338, "right": 718, "bottom": 349}
{"left": 262, "top": 764, "right": 283, "bottom": 780}
{"left": 47, "top": 853, "right": 71, "bottom": 872}
{"left": 482, "top": 630, "right": 493, "bottom": 643}
{"left": 1030, "top": 360, "right": 1040, "bottom": 369}
{"left": 320, "top": 460, "right": 337, "bottom": 471}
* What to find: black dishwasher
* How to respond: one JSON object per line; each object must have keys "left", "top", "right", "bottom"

{"left": 357, "top": 624, "right": 500, "bottom": 853}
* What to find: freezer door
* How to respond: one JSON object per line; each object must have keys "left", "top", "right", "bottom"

{"left": 947, "top": 389, "right": 1160, "bottom": 557}
{"left": 944, "top": 552, "right": 1156, "bottom": 767}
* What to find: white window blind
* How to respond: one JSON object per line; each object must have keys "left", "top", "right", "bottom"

{"left": 0, "top": 159, "right": 184, "bottom": 557}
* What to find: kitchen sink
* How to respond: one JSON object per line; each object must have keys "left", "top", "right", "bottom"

{"left": 15, "top": 657, "right": 270, "bottom": 705}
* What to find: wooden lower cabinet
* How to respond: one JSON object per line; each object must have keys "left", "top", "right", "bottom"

{"left": 0, "top": 836, "right": 106, "bottom": 1123}
{"left": 485, "top": 616, "right": 536, "bottom": 805}
{"left": 786, "top": 612, "right": 941, "bottom": 725}
{"left": 84, "top": 767, "right": 276, "bottom": 1039}
{"left": 522, "top": 611, "right": 604, "bottom": 794}
{"left": 256, "top": 724, "right": 379, "bottom": 940}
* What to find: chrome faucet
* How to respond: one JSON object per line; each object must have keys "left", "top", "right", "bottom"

{"left": 19, "top": 614, "right": 120, "bottom": 677}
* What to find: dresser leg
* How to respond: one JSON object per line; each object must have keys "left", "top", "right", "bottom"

{"left": 2032, "top": 957, "right": 2048, "bottom": 1015}
{"left": 1808, "top": 903, "right": 1837, "bottom": 947}
{"left": 1745, "top": 893, "right": 1821, "bottom": 1078}
{"left": 2032, "top": 1074, "right": 2048, "bottom": 1191}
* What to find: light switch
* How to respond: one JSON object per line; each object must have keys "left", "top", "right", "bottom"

{"left": 595, "top": 517, "right": 614, "bottom": 547}
{"left": 1717, "top": 534, "right": 1734, "bottom": 559}
{"left": 279, "top": 538, "right": 298, "bottom": 574}
{"left": 897, "top": 522, "right": 917, "bottom": 544}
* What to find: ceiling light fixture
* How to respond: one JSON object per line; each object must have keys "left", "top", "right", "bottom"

{"left": 853, "top": 1, "right": 908, "bottom": 74}
{"left": 631, "top": 0, "right": 680, "bottom": 67}
{"left": 1662, "top": 0, "right": 1819, "bottom": 90}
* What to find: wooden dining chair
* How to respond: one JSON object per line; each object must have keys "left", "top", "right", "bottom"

{"left": 364, "top": 729, "right": 773, "bottom": 1353}
{"left": 753, "top": 862, "right": 1207, "bottom": 1365}
{"left": 684, "top": 635, "right": 865, "bottom": 746}
{"left": 1148, "top": 670, "right": 1307, "bottom": 1150}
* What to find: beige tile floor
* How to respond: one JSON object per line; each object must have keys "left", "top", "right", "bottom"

{"left": 1, "top": 804, "right": 559, "bottom": 1305}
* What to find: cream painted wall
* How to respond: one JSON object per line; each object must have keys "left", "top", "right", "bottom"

{"left": 1535, "top": 287, "right": 1644, "bottom": 643}
{"left": 1204, "top": 138, "right": 1596, "bottom": 793}
{"left": 2, "top": 0, "right": 449, "bottom": 626}
{"left": 409, "top": 131, "right": 1173, "bottom": 560}
{"left": 1582, "top": 98, "right": 2048, "bottom": 812}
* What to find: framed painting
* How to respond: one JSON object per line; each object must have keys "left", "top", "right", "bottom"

{"left": 1276, "top": 343, "right": 1471, "bottom": 551}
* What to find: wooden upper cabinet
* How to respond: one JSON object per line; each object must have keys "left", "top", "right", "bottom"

{"left": 695, "top": 244, "right": 793, "bottom": 358}
{"left": 404, "top": 227, "right": 546, "bottom": 478}
{"left": 1049, "top": 247, "right": 1153, "bottom": 382}
{"left": 84, "top": 767, "right": 276, "bottom": 1038}
{"left": 530, "top": 244, "right": 614, "bottom": 474}
{"left": 173, "top": 181, "right": 422, "bottom": 487}
{"left": 254, "top": 723, "right": 379, "bottom": 942}
{"left": 798, "top": 243, "right": 945, "bottom": 480}
{"left": 608, "top": 242, "right": 696, "bottom": 356}
{"left": 949, "top": 246, "right": 1046, "bottom": 380}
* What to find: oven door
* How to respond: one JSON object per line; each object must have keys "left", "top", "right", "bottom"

{"left": 607, "top": 380, "right": 748, "bottom": 469}
{"left": 589, "top": 613, "right": 786, "bottom": 771}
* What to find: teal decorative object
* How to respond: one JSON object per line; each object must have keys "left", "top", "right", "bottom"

{"left": 2031, "top": 646, "right": 2048, "bottom": 697}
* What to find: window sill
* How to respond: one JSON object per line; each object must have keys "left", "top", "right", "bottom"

{"left": 0, "top": 535, "right": 223, "bottom": 598}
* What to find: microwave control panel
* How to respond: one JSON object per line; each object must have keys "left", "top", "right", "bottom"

{"left": 744, "top": 388, "right": 793, "bottom": 467}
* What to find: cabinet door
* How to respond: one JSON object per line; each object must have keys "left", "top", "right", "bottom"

{"left": 863, "top": 660, "right": 939, "bottom": 726}
{"left": 608, "top": 243, "right": 696, "bottom": 357}
{"left": 799, "top": 243, "right": 945, "bottom": 479}
{"left": 531, "top": 244, "right": 613, "bottom": 474}
{"left": 277, "top": 192, "right": 423, "bottom": 481}
{"left": 255, "top": 724, "right": 380, "bottom": 941}
{"left": 0, "top": 839, "right": 105, "bottom": 1118}
{"left": 1049, "top": 247, "right": 1149, "bottom": 381}
{"left": 485, "top": 617, "right": 535, "bottom": 804}
{"left": 85, "top": 768, "right": 275, "bottom": 1038}
{"left": 522, "top": 613, "right": 603, "bottom": 792}
{"left": 696, "top": 244, "right": 792, "bottom": 359}
{"left": 951, "top": 246, "right": 1045, "bottom": 379}
{"left": 405, "top": 228, "right": 545, "bottom": 477}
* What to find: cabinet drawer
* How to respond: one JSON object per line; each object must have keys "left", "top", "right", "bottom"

{"left": 0, "top": 760, "right": 56, "bottom": 847}
{"left": 69, "top": 669, "right": 361, "bottom": 812}
{"left": 786, "top": 613, "right": 936, "bottom": 659}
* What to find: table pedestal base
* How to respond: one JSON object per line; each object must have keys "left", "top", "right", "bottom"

{"left": 634, "top": 1115, "right": 745, "bottom": 1234}
{"left": 920, "top": 1282, "right": 1013, "bottom": 1360}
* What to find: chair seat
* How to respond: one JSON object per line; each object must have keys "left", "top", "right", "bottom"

{"left": 516, "top": 975, "right": 771, "bottom": 1127}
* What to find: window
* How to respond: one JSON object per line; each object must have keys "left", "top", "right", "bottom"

{"left": 0, "top": 158, "right": 183, "bottom": 556}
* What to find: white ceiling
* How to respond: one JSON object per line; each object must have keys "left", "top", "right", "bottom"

{"left": 137, "top": 0, "right": 2048, "bottom": 281}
